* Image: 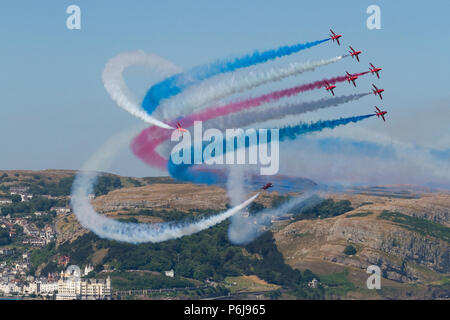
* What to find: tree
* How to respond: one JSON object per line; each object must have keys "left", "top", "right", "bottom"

{"left": 302, "top": 269, "right": 315, "bottom": 282}
{"left": 11, "top": 194, "right": 22, "bottom": 203}
{"left": 344, "top": 245, "right": 357, "bottom": 256}
{"left": 248, "top": 202, "right": 265, "bottom": 214}
{"left": 94, "top": 264, "right": 104, "bottom": 273}
{"left": 0, "top": 229, "right": 11, "bottom": 245}
{"left": 41, "top": 262, "right": 58, "bottom": 276}
{"left": 265, "top": 290, "right": 281, "bottom": 300}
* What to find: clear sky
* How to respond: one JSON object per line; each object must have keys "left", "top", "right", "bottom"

{"left": 1, "top": 0, "right": 449, "bottom": 177}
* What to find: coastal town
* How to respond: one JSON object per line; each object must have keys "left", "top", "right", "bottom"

{"left": 0, "top": 181, "right": 111, "bottom": 299}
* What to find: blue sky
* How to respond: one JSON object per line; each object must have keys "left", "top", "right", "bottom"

{"left": 0, "top": 0, "right": 449, "bottom": 177}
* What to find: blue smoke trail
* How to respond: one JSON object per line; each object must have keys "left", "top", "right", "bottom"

{"left": 168, "top": 114, "right": 375, "bottom": 185}
{"left": 431, "top": 148, "right": 450, "bottom": 160}
{"left": 142, "top": 38, "right": 330, "bottom": 114}
{"left": 316, "top": 138, "right": 450, "bottom": 162}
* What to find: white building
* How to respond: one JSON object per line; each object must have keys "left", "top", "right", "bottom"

{"left": 38, "top": 281, "right": 59, "bottom": 296}
{"left": 20, "top": 194, "right": 33, "bottom": 202}
{"left": 240, "top": 208, "right": 249, "bottom": 218}
{"left": 0, "top": 282, "right": 22, "bottom": 295}
{"left": 56, "top": 271, "right": 111, "bottom": 300}
{"left": 308, "top": 278, "right": 319, "bottom": 289}
{"left": 23, "top": 282, "right": 38, "bottom": 295}
{"left": 50, "top": 207, "right": 71, "bottom": 214}
{"left": 0, "top": 199, "right": 12, "bottom": 206}
{"left": 164, "top": 269, "right": 174, "bottom": 278}
{"left": 0, "top": 248, "right": 14, "bottom": 255}
{"left": 83, "top": 264, "right": 94, "bottom": 276}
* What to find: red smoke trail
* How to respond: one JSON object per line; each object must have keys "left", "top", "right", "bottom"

{"left": 181, "top": 72, "right": 369, "bottom": 123}
{"left": 131, "top": 126, "right": 169, "bottom": 170}
{"left": 131, "top": 72, "right": 369, "bottom": 170}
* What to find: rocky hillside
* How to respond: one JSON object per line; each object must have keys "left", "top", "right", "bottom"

{"left": 274, "top": 189, "right": 449, "bottom": 298}
{"left": 327, "top": 191, "right": 450, "bottom": 226}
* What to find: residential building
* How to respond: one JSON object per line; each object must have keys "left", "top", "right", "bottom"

{"left": 308, "top": 278, "right": 319, "bottom": 289}
{"left": 56, "top": 274, "right": 111, "bottom": 300}
{"left": 9, "top": 187, "right": 29, "bottom": 194}
{"left": 0, "top": 199, "right": 12, "bottom": 206}
{"left": 38, "top": 281, "right": 58, "bottom": 296}
{"left": 164, "top": 269, "right": 175, "bottom": 278}
{"left": 83, "top": 264, "right": 94, "bottom": 276}
{"left": 50, "top": 207, "right": 71, "bottom": 214}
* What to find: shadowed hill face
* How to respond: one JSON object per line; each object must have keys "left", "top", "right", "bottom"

{"left": 324, "top": 192, "right": 450, "bottom": 227}
{"left": 274, "top": 191, "right": 450, "bottom": 292}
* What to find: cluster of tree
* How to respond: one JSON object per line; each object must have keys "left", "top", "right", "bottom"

{"left": 25, "top": 175, "right": 122, "bottom": 197}
{"left": 56, "top": 232, "right": 97, "bottom": 266}
{"left": 248, "top": 202, "right": 265, "bottom": 215}
{"left": 29, "top": 242, "right": 57, "bottom": 276}
{"left": 10, "top": 225, "right": 24, "bottom": 244}
{"left": 0, "top": 173, "right": 18, "bottom": 184}
{"left": 117, "top": 217, "right": 139, "bottom": 223}
{"left": 344, "top": 245, "right": 357, "bottom": 256}
{"left": 0, "top": 229, "right": 11, "bottom": 245}
{"left": 11, "top": 194, "right": 22, "bottom": 203}
{"left": 29, "top": 213, "right": 55, "bottom": 229}
{"left": 40, "top": 261, "right": 59, "bottom": 275}
{"left": 30, "top": 219, "right": 327, "bottom": 298}
{"left": 109, "top": 271, "right": 194, "bottom": 291}
{"left": 141, "top": 176, "right": 179, "bottom": 184}
{"left": 95, "top": 222, "right": 254, "bottom": 280}
{"left": 292, "top": 197, "right": 353, "bottom": 221}
{"left": 244, "top": 231, "right": 324, "bottom": 299}
{"left": 0, "top": 173, "right": 9, "bottom": 182}
{"left": 270, "top": 194, "right": 292, "bottom": 208}
{"left": 0, "top": 196, "right": 60, "bottom": 216}
{"left": 93, "top": 175, "right": 122, "bottom": 196}
{"left": 29, "top": 236, "right": 96, "bottom": 276}
{"left": 378, "top": 210, "right": 450, "bottom": 242}
{"left": 135, "top": 209, "right": 188, "bottom": 222}
{"left": 126, "top": 178, "right": 143, "bottom": 187}
{"left": 248, "top": 195, "right": 353, "bottom": 225}
{"left": 28, "top": 176, "right": 75, "bottom": 196}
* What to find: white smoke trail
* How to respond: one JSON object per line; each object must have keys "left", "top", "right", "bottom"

{"left": 226, "top": 166, "right": 247, "bottom": 207}
{"left": 70, "top": 127, "right": 259, "bottom": 243}
{"left": 204, "top": 93, "right": 370, "bottom": 131}
{"left": 157, "top": 56, "right": 346, "bottom": 120}
{"left": 228, "top": 191, "right": 321, "bottom": 245}
{"left": 102, "top": 51, "right": 182, "bottom": 129}
{"left": 225, "top": 166, "right": 248, "bottom": 242}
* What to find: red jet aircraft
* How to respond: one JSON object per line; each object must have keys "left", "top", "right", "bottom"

{"left": 329, "top": 29, "right": 342, "bottom": 46}
{"left": 261, "top": 183, "right": 273, "bottom": 190}
{"left": 324, "top": 80, "right": 336, "bottom": 96}
{"left": 175, "top": 122, "right": 187, "bottom": 136}
{"left": 369, "top": 63, "right": 382, "bottom": 79}
{"left": 345, "top": 71, "right": 360, "bottom": 87}
{"left": 374, "top": 106, "right": 388, "bottom": 122}
{"left": 372, "top": 84, "right": 384, "bottom": 100}
{"left": 349, "top": 46, "right": 362, "bottom": 62}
